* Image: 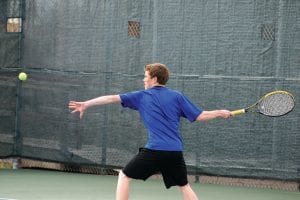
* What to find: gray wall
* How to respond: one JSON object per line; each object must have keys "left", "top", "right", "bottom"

{"left": 0, "top": 0, "right": 299, "bottom": 180}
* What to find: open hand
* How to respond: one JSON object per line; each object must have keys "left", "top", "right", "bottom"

{"left": 68, "top": 101, "right": 86, "bottom": 119}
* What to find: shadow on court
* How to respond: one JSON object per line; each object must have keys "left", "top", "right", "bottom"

{"left": 0, "top": 169, "right": 299, "bottom": 200}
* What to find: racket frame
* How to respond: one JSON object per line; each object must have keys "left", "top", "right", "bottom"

{"left": 231, "top": 90, "right": 295, "bottom": 117}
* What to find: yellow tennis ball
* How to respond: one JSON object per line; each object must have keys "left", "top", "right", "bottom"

{"left": 18, "top": 72, "right": 27, "bottom": 81}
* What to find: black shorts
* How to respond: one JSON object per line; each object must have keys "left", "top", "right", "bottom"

{"left": 123, "top": 148, "right": 188, "bottom": 189}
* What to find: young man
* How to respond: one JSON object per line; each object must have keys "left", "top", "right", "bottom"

{"left": 69, "top": 63, "right": 231, "bottom": 200}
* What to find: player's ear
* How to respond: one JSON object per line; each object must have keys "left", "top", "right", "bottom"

{"left": 152, "top": 76, "right": 158, "bottom": 83}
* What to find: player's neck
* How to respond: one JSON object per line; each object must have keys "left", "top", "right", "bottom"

{"left": 152, "top": 83, "right": 165, "bottom": 87}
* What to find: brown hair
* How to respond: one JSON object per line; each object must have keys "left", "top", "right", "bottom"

{"left": 144, "top": 63, "right": 169, "bottom": 85}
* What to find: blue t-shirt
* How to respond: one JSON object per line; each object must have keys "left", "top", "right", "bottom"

{"left": 120, "top": 86, "right": 202, "bottom": 151}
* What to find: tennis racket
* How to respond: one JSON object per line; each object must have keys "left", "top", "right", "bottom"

{"left": 231, "top": 90, "right": 295, "bottom": 117}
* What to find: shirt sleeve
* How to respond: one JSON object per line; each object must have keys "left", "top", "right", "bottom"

{"left": 178, "top": 94, "right": 203, "bottom": 122}
{"left": 119, "top": 90, "right": 143, "bottom": 110}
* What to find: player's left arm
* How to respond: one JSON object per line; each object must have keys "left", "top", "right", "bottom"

{"left": 69, "top": 95, "right": 121, "bottom": 119}
{"left": 196, "top": 110, "right": 231, "bottom": 122}
{"left": 83, "top": 95, "right": 121, "bottom": 107}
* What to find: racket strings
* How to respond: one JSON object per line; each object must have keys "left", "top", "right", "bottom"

{"left": 258, "top": 93, "right": 295, "bottom": 116}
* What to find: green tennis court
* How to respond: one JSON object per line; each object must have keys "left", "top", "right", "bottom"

{"left": 0, "top": 169, "right": 299, "bottom": 200}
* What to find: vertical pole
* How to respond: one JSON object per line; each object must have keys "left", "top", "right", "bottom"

{"left": 101, "top": 0, "right": 114, "bottom": 166}
{"left": 13, "top": 0, "right": 25, "bottom": 167}
{"left": 152, "top": 0, "right": 158, "bottom": 61}
{"left": 13, "top": 79, "right": 22, "bottom": 169}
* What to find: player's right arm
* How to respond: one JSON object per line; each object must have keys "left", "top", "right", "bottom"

{"left": 69, "top": 95, "right": 121, "bottom": 119}
{"left": 196, "top": 110, "right": 231, "bottom": 122}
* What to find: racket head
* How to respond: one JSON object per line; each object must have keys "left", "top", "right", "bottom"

{"left": 253, "top": 90, "right": 295, "bottom": 117}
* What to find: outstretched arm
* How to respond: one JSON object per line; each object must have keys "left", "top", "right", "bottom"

{"left": 196, "top": 110, "right": 231, "bottom": 122}
{"left": 68, "top": 95, "right": 121, "bottom": 119}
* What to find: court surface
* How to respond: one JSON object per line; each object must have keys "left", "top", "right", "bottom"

{"left": 0, "top": 169, "right": 299, "bottom": 200}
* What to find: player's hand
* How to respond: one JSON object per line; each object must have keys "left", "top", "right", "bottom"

{"left": 220, "top": 110, "right": 232, "bottom": 119}
{"left": 68, "top": 101, "right": 86, "bottom": 119}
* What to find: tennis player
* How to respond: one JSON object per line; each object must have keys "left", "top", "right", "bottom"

{"left": 69, "top": 63, "right": 231, "bottom": 200}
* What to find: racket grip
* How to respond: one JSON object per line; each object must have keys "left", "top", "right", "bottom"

{"left": 230, "top": 109, "right": 246, "bottom": 116}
